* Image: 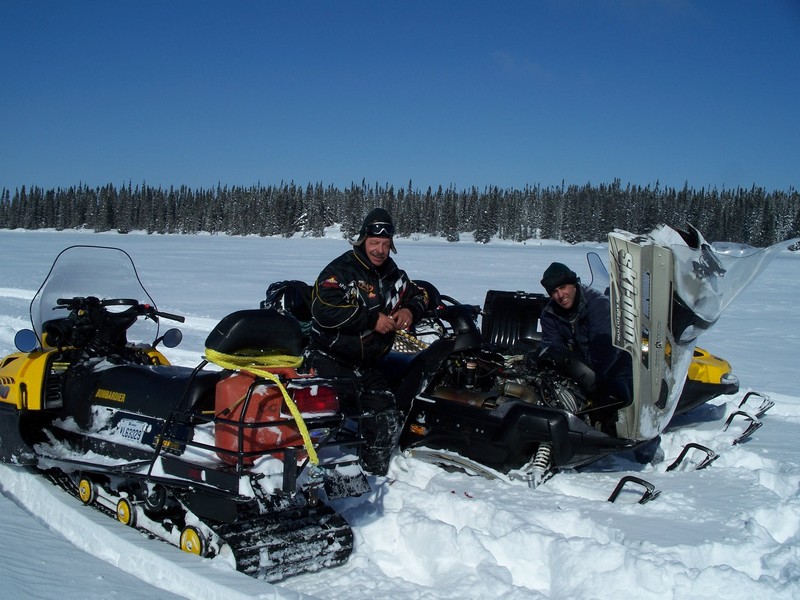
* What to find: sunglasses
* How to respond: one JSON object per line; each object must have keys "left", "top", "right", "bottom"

{"left": 365, "top": 221, "right": 395, "bottom": 237}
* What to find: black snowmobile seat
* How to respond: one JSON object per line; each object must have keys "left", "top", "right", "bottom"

{"left": 205, "top": 309, "right": 305, "bottom": 357}
{"left": 481, "top": 290, "right": 548, "bottom": 352}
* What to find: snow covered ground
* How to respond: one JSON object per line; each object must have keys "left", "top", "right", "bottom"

{"left": 1, "top": 228, "right": 798, "bottom": 600}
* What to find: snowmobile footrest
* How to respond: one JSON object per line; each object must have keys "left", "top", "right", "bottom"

{"left": 607, "top": 475, "right": 660, "bottom": 504}
{"left": 666, "top": 442, "right": 718, "bottom": 472}
{"left": 406, "top": 448, "right": 502, "bottom": 480}
{"left": 322, "top": 463, "right": 371, "bottom": 499}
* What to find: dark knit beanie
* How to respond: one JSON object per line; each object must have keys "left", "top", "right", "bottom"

{"left": 353, "top": 208, "right": 397, "bottom": 253}
{"left": 541, "top": 262, "right": 578, "bottom": 295}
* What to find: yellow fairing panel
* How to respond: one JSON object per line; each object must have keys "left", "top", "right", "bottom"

{"left": 0, "top": 351, "right": 54, "bottom": 410}
{"left": 688, "top": 347, "right": 733, "bottom": 385}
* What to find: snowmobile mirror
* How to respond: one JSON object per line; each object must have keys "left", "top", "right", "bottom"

{"left": 14, "top": 329, "right": 39, "bottom": 353}
{"left": 158, "top": 328, "right": 183, "bottom": 348}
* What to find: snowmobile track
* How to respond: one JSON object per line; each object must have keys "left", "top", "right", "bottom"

{"left": 41, "top": 468, "right": 354, "bottom": 583}
{"left": 213, "top": 501, "right": 354, "bottom": 581}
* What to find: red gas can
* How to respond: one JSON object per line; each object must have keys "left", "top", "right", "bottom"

{"left": 214, "top": 368, "right": 303, "bottom": 465}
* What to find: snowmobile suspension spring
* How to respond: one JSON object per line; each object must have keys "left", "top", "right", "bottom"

{"left": 532, "top": 442, "right": 552, "bottom": 472}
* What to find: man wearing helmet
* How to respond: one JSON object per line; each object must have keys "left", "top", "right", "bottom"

{"left": 305, "top": 208, "right": 428, "bottom": 476}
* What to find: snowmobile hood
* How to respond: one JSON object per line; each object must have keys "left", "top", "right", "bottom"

{"left": 609, "top": 224, "right": 795, "bottom": 441}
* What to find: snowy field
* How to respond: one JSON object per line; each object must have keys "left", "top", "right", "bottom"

{"left": 1, "top": 228, "right": 799, "bottom": 600}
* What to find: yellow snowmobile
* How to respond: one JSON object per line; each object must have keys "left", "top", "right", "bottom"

{"left": 0, "top": 245, "right": 368, "bottom": 581}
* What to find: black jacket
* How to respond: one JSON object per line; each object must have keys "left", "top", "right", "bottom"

{"left": 310, "top": 245, "right": 428, "bottom": 368}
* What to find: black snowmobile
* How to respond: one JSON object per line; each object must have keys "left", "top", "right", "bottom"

{"left": 392, "top": 226, "right": 782, "bottom": 489}
{"left": 0, "top": 245, "right": 369, "bottom": 582}
{"left": 265, "top": 225, "right": 775, "bottom": 494}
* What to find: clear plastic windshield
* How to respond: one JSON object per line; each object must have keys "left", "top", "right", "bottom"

{"left": 607, "top": 225, "right": 797, "bottom": 439}
{"left": 29, "top": 245, "right": 159, "bottom": 347}
{"left": 586, "top": 251, "right": 610, "bottom": 295}
{"left": 649, "top": 225, "right": 797, "bottom": 332}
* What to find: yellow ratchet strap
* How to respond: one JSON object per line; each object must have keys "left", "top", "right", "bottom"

{"left": 204, "top": 348, "right": 318, "bottom": 465}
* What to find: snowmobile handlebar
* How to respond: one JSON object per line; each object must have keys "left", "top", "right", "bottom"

{"left": 45, "top": 296, "right": 185, "bottom": 352}
{"left": 149, "top": 308, "right": 186, "bottom": 323}
{"left": 55, "top": 296, "right": 186, "bottom": 323}
{"left": 429, "top": 302, "right": 481, "bottom": 336}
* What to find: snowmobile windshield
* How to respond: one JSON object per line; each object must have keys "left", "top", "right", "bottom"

{"left": 586, "top": 251, "right": 610, "bottom": 295}
{"left": 29, "top": 245, "right": 159, "bottom": 347}
{"left": 650, "top": 225, "right": 798, "bottom": 340}
{"left": 608, "top": 225, "right": 796, "bottom": 440}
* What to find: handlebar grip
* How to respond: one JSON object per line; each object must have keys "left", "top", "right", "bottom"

{"left": 155, "top": 310, "right": 185, "bottom": 323}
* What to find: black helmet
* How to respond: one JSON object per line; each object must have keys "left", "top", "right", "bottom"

{"left": 353, "top": 208, "right": 397, "bottom": 253}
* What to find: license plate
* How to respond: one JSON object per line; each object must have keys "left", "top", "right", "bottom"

{"left": 116, "top": 418, "right": 150, "bottom": 443}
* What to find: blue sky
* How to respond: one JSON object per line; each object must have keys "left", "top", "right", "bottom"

{"left": 1, "top": 1, "right": 798, "bottom": 193}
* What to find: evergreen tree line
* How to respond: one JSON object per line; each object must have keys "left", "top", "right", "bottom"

{"left": 1, "top": 179, "right": 798, "bottom": 246}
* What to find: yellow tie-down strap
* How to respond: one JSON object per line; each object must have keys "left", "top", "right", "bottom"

{"left": 204, "top": 348, "right": 318, "bottom": 465}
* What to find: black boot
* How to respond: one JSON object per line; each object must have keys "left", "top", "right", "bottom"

{"left": 360, "top": 409, "right": 402, "bottom": 476}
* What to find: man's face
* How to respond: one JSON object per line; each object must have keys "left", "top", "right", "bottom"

{"left": 364, "top": 237, "right": 391, "bottom": 267}
{"left": 550, "top": 283, "right": 577, "bottom": 310}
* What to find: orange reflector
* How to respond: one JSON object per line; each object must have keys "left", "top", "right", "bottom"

{"left": 409, "top": 424, "right": 428, "bottom": 436}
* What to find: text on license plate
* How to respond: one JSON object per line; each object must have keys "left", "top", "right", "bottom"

{"left": 116, "top": 418, "right": 150, "bottom": 443}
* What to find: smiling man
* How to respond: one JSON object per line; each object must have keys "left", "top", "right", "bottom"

{"left": 537, "top": 261, "right": 635, "bottom": 428}
{"left": 306, "top": 208, "right": 428, "bottom": 475}
{"left": 539, "top": 262, "right": 619, "bottom": 375}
